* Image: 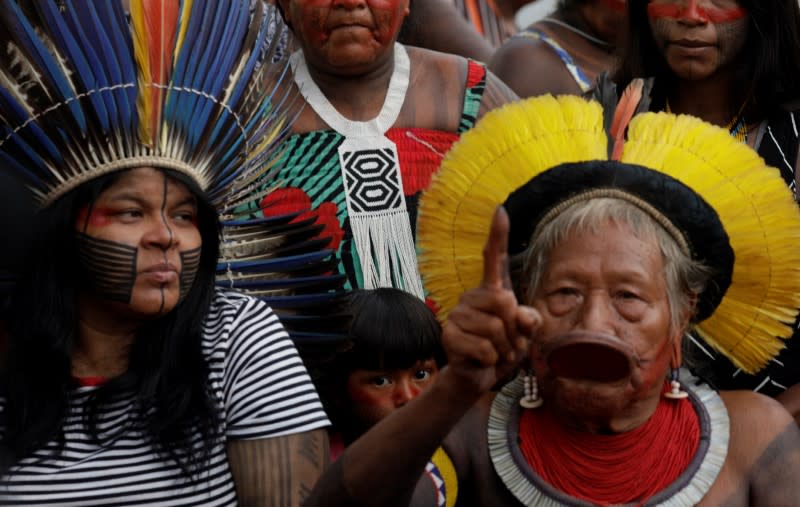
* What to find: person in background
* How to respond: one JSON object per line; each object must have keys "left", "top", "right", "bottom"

{"left": 490, "top": 0, "right": 625, "bottom": 96}
{"left": 238, "top": 0, "right": 517, "bottom": 301}
{"left": 311, "top": 288, "right": 454, "bottom": 506}
{"left": 615, "top": 0, "right": 800, "bottom": 417}
{"left": 0, "top": 1, "right": 328, "bottom": 505}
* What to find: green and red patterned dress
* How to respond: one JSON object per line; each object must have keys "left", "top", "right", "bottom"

{"left": 240, "top": 60, "right": 488, "bottom": 293}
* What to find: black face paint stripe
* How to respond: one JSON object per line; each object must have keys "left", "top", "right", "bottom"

{"left": 76, "top": 232, "right": 138, "bottom": 303}
{"left": 157, "top": 172, "right": 173, "bottom": 314}
{"left": 179, "top": 246, "right": 202, "bottom": 300}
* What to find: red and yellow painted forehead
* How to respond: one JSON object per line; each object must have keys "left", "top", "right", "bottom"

{"left": 647, "top": 0, "right": 746, "bottom": 23}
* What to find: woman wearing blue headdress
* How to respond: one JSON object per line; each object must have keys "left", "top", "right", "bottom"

{"left": 0, "top": 1, "right": 329, "bottom": 504}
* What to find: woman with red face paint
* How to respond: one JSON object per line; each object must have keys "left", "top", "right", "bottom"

{"left": 239, "top": 0, "right": 518, "bottom": 303}
{"left": 303, "top": 288, "right": 455, "bottom": 506}
{"left": 615, "top": 0, "right": 800, "bottom": 420}
{"left": 0, "top": 2, "right": 331, "bottom": 505}
{"left": 489, "top": 0, "right": 626, "bottom": 97}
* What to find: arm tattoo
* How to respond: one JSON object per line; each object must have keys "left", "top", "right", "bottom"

{"left": 227, "top": 429, "right": 329, "bottom": 507}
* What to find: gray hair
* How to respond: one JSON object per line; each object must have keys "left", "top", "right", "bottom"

{"left": 519, "top": 198, "right": 711, "bottom": 333}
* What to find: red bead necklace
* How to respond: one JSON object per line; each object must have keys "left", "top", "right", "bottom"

{"left": 518, "top": 383, "right": 700, "bottom": 505}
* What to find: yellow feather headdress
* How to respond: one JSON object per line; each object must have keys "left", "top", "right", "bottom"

{"left": 417, "top": 95, "right": 800, "bottom": 374}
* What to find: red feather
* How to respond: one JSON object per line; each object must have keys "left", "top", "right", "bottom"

{"left": 143, "top": 0, "right": 179, "bottom": 143}
{"left": 610, "top": 78, "right": 644, "bottom": 161}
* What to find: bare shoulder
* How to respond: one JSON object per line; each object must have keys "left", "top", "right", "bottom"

{"left": 406, "top": 45, "right": 467, "bottom": 90}
{"left": 721, "top": 390, "right": 794, "bottom": 439}
{"left": 716, "top": 391, "right": 800, "bottom": 506}
{"left": 489, "top": 35, "right": 581, "bottom": 99}
{"left": 722, "top": 390, "right": 794, "bottom": 454}
{"left": 404, "top": 46, "right": 517, "bottom": 130}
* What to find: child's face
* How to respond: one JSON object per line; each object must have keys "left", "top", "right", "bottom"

{"left": 345, "top": 359, "right": 438, "bottom": 431}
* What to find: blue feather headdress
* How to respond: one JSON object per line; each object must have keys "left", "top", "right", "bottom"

{"left": 0, "top": 0, "right": 295, "bottom": 211}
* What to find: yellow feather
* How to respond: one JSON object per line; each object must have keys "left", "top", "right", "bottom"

{"left": 418, "top": 95, "right": 606, "bottom": 319}
{"left": 130, "top": 0, "right": 153, "bottom": 146}
{"left": 173, "top": 0, "right": 194, "bottom": 64}
{"left": 418, "top": 96, "right": 800, "bottom": 374}
{"left": 623, "top": 112, "right": 800, "bottom": 373}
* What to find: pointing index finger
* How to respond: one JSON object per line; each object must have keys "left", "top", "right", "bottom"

{"left": 482, "top": 206, "right": 513, "bottom": 290}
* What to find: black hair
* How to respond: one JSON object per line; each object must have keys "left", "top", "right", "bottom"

{"left": 0, "top": 169, "right": 221, "bottom": 477}
{"left": 615, "top": 0, "right": 800, "bottom": 114}
{"left": 0, "top": 171, "right": 35, "bottom": 320}
{"left": 343, "top": 288, "right": 444, "bottom": 371}
{"left": 312, "top": 288, "right": 444, "bottom": 430}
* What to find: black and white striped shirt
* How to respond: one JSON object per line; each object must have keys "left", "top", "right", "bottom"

{"left": 0, "top": 290, "right": 330, "bottom": 506}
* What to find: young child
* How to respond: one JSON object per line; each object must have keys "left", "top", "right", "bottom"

{"left": 312, "top": 288, "right": 455, "bottom": 506}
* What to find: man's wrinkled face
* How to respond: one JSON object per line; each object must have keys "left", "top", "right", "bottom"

{"left": 76, "top": 167, "right": 202, "bottom": 317}
{"left": 281, "top": 0, "right": 410, "bottom": 74}
{"left": 527, "top": 222, "right": 678, "bottom": 428}
{"left": 647, "top": 0, "right": 748, "bottom": 81}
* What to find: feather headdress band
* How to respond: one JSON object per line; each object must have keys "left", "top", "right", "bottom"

{"left": 417, "top": 90, "right": 800, "bottom": 374}
{"left": 0, "top": 0, "right": 295, "bottom": 211}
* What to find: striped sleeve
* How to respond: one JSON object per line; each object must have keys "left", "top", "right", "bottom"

{"left": 217, "top": 293, "right": 330, "bottom": 439}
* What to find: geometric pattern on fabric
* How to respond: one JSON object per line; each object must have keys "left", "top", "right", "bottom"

{"left": 342, "top": 148, "right": 404, "bottom": 213}
{"left": 424, "top": 462, "right": 447, "bottom": 507}
{"left": 235, "top": 61, "right": 488, "bottom": 291}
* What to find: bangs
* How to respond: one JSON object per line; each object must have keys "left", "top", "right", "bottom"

{"left": 345, "top": 288, "right": 444, "bottom": 371}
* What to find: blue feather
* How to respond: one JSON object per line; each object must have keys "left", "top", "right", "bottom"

{"left": 190, "top": 0, "right": 248, "bottom": 147}
{"left": 180, "top": 0, "right": 230, "bottom": 146}
{"left": 1, "top": 1, "right": 87, "bottom": 132}
{"left": 83, "top": 0, "right": 132, "bottom": 129}
{"left": 205, "top": 11, "right": 268, "bottom": 147}
{"left": 212, "top": 82, "right": 290, "bottom": 188}
{"left": 99, "top": 0, "right": 137, "bottom": 127}
{"left": 0, "top": 86, "right": 62, "bottom": 164}
{"left": 165, "top": 0, "right": 209, "bottom": 143}
{"left": 227, "top": 11, "right": 269, "bottom": 108}
{"left": 62, "top": 0, "right": 116, "bottom": 132}
{"left": 34, "top": 0, "right": 109, "bottom": 132}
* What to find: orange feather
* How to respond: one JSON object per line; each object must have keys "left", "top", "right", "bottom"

{"left": 610, "top": 78, "right": 644, "bottom": 161}
{"left": 143, "top": 0, "right": 179, "bottom": 144}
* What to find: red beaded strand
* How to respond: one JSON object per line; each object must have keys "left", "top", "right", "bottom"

{"left": 518, "top": 382, "right": 700, "bottom": 505}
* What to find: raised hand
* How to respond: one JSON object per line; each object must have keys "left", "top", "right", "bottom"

{"left": 441, "top": 207, "right": 541, "bottom": 395}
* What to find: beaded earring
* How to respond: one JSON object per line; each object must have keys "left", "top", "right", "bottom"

{"left": 520, "top": 370, "right": 544, "bottom": 409}
{"left": 664, "top": 336, "right": 689, "bottom": 400}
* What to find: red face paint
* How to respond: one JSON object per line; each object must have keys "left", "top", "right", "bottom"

{"left": 647, "top": 0, "right": 746, "bottom": 24}
{"left": 345, "top": 362, "right": 437, "bottom": 431}
{"left": 76, "top": 206, "right": 114, "bottom": 229}
{"left": 291, "top": 0, "right": 409, "bottom": 60}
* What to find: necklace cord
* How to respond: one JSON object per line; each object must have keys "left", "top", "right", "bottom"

{"left": 540, "top": 17, "right": 613, "bottom": 49}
